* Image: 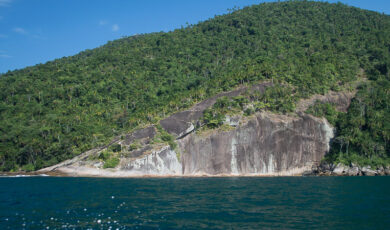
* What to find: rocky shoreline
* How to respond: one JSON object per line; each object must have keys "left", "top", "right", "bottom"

{"left": 3, "top": 163, "right": 390, "bottom": 177}
{"left": 306, "top": 163, "right": 390, "bottom": 176}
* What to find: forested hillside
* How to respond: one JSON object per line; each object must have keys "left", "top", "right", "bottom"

{"left": 1, "top": 1, "right": 389, "bottom": 171}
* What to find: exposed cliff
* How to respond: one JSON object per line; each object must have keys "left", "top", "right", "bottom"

{"left": 178, "top": 112, "right": 333, "bottom": 176}
{"left": 38, "top": 85, "right": 362, "bottom": 177}
{"left": 39, "top": 113, "right": 333, "bottom": 177}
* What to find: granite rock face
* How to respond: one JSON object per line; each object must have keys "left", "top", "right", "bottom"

{"left": 121, "top": 126, "right": 156, "bottom": 146}
{"left": 178, "top": 112, "right": 333, "bottom": 175}
{"left": 296, "top": 91, "right": 356, "bottom": 113}
{"left": 39, "top": 87, "right": 363, "bottom": 177}
{"left": 159, "top": 82, "right": 272, "bottom": 138}
{"left": 120, "top": 146, "right": 182, "bottom": 176}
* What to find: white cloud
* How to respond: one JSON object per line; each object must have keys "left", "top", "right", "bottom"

{"left": 99, "top": 20, "right": 108, "bottom": 26}
{"left": 0, "top": 0, "right": 12, "bottom": 7}
{"left": 0, "top": 54, "right": 12, "bottom": 58}
{"left": 99, "top": 20, "right": 119, "bottom": 32}
{"left": 0, "top": 50, "right": 12, "bottom": 58}
{"left": 0, "top": 50, "right": 11, "bottom": 58}
{"left": 11, "top": 27, "right": 44, "bottom": 39}
{"left": 0, "top": 16, "right": 3, "bottom": 20}
{"left": 112, "top": 24, "right": 119, "bottom": 32}
{"left": 32, "top": 34, "right": 46, "bottom": 40}
{"left": 13, "top": 27, "right": 28, "bottom": 35}
{"left": 0, "top": 34, "right": 7, "bottom": 38}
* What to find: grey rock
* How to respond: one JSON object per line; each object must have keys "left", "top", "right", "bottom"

{"left": 346, "top": 166, "right": 360, "bottom": 176}
{"left": 160, "top": 82, "right": 273, "bottom": 138}
{"left": 178, "top": 111, "right": 334, "bottom": 175}
{"left": 377, "top": 166, "right": 385, "bottom": 176}
{"left": 333, "top": 163, "right": 348, "bottom": 175}
{"left": 120, "top": 146, "right": 181, "bottom": 175}
{"left": 319, "top": 162, "right": 333, "bottom": 172}
{"left": 125, "top": 146, "right": 152, "bottom": 158}
{"left": 302, "top": 170, "right": 316, "bottom": 176}
{"left": 296, "top": 91, "right": 356, "bottom": 113}
{"left": 361, "top": 166, "right": 377, "bottom": 176}
{"left": 39, "top": 86, "right": 362, "bottom": 177}
{"left": 122, "top": 126, "right": 156, "bottom": 146}
{"left": 159, "top": 112, "right": 196, "bottom": 138}
{"left": 224, "top": 115, "right": 240, "bottom": 127}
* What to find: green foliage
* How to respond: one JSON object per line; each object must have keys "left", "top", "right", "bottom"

{"left": 214, "top": 96, "right": 237, "bottom": 111}
{"left": 98, "top": 150, "right": 111, "bottom": 161}
{"left": 324, "top": 78, "right": 390, "bottom": 166}
{"left": 162, "top": 133, "right": 177, "bottom": 149}
{"left": 21, "top": 163, "right": 35, "bottom": 172}
{"left": 1, "top": 1, "right": 390, "bottom": 171}
{"left": 109, "top": 143, "right": 122, "bottom": 152}
{"left": 244, "top": 107, "right": 254, "bottom": 116}
{"left": 161, "top": 133, "right": 173, "bottom": 142}
{"left": 157, "top": 127, "right": 177, "bottom": 149}
{"left": 103, "top": 157, "right": 120, "bottom": 169}
{"left": 176, "top": 151, "right": 181, "bottom": 161}
{"left": 168, "top": 140, "right": 177, "bottom": 150}
{"left": 129, "top": 143, "right": 140, "bottom": 151}
{"left": 253, "top": 101, "right": 269, "bottom": 111}
{"left": 306, "top": 102, "right": 339, "bottom": 125}
{"left": 202, "top": 108, "right": 225, "bottom": 128}
{"left": 260, "top": 85, "right": 296, "bottom": 113}
{"left": 232, "top": 96, "right": 249, "bottom": 109}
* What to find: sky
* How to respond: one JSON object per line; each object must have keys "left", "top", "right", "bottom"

{"left": 0, "top": 0, "right": 389, "bottom": 73}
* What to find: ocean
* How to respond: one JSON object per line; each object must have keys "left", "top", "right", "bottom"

{"left": 0, "top": 176, "right": 389, "bottom": 229}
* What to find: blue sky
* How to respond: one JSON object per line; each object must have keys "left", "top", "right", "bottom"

{"left": 0, "top": 0, "right": 389, "bottom": 73}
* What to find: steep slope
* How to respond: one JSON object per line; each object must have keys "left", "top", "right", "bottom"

{"left": 38, "top": 85, "right": 339, "bottom": 177}
{"left": 1, "top": 1, "right": 390, "bottom": 172}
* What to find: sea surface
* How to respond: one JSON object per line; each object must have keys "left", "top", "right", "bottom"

{"left": 0, "top": 176, "right": 389, "bottom": 229}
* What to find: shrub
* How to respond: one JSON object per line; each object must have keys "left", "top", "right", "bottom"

{"left": 232, "top": 96, "right": 249, "bottom": 108}
{"left": 168, "top": 140, "right": 177, "bottom": 149}
{"left": 109, "top": 143, "right": 122, "bottom": 152}
{"left": 99, "top": 150, "right": 111, "bottom": 161}
{"left": 244, "top": 108, "right": 254, "bottom": 116}
{"left": 21, "top": 163, "right": 35, "bottom": 172}
{"left": 214, "top": 96, "right": 231, "bottom": 109}
{"left": 202, "top": 109, "right": 224, "bottom": 128}
{"left": 306, "top": 102, "right": 339, "bottom": 125}
{"left": 161, "top": 133, "right": 174, "bottom": 142}
{"left": 103, "top": 157, "right": 120, "bottom": 168}
{"left": 129, "top": 143, "right": 140, "bottom": 151}
{"left": 158, "top": 129, "right": 177, "bottom": 149}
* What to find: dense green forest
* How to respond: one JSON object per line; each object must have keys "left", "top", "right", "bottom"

{"left": 0, "top": 1, "right": 389, "bottom": 171}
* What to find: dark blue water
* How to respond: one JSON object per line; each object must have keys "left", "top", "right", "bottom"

{"left": 0, "top": 177, "right": 389, "bottom": 229}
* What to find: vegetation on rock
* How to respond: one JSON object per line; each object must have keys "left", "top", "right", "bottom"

{"left": 0, "top": 1, "right": 389, "bottom": 171}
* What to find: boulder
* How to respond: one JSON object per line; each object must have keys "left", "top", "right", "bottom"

{"left": 361, "top": 166, "right": 377, "bottom": 176}
{"left": 377, "top": 166, "right": 385, "bottom": 176}
{"left": 346, "top": 166, "right": 360, "bottom": 176}
{"left": 332, "top": 163, "right": 348, "bottom": 175}
{"left": 319, "top": 162, "right": 333, "bottom": 171}
{"left": 384, "top": 166, "right": 390, "bottom": 175}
